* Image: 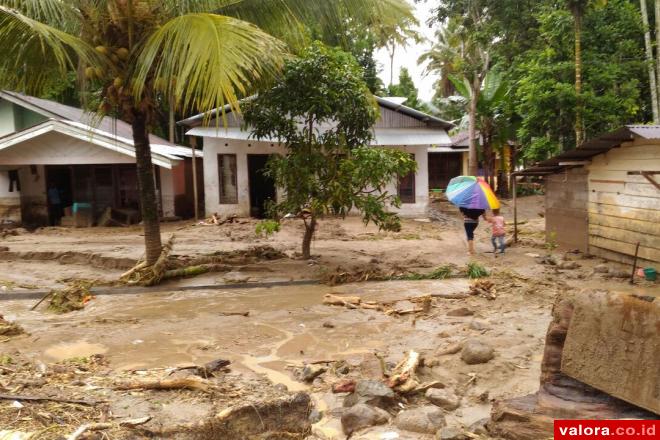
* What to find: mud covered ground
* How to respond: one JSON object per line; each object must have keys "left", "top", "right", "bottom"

{"left": 0, "top": 196, "right": 657, "bottom": 439}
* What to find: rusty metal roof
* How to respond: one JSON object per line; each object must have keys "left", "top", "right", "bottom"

{"left": 514, "top": 125, "right": 657, "bottom": 176}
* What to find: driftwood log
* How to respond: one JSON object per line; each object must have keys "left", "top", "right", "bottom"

{"left": 387, "top": 350, "right": 420, "bottom": 393}
{"left": 114, "top": 376, "right": 214, "bottom": 393}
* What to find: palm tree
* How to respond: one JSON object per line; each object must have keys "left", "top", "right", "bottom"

{"left": 450, "top": 71, "right": 508, "bottom": 187}
{"left": 640, "top": 0, "right": 659, "bottom": 123}
{"left": 0, "top": 0, "right": 412, "bottom": 266}
{"left": 565, "top": 0, "right": 607, "bottom": 147}
{"left": 418, "top": 20, "right": 462, "bottom": 98}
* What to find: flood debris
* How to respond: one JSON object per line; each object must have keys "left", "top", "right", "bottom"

{"left": 114, "top": 376, "right": 216, "bottom": 393}
{"left": 468, "top": 279, "right": 497, "bottom": 300}
{"left": 387, "top": 349, "right": 421, "bottom": 393}
{"left": 0, "top": 315, "right": 24, "bottom": 337}
{"left": 45, "top": 280, "right": 97, "bottom": 313}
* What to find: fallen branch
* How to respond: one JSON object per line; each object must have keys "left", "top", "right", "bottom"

{"left": 0, "top": 393, "right": 101, "bottom": 406}
{"left": 218, "top": 311, "right": 250, "bottom": 317}
{"left": 387, "top": 350, "right": 420, "bottom": 393}
{"left": 120, "top": 261, "right": 147, "bottom": 280}
{"left": 431, "top": 292, "right": 469, "bottom": 299}
{"left": 323, "top": 294, "right": 361, "bottom": 307}
{"left": 114, "top": 376, "right": 214, "bottom": 393}
{"left": 67, "top": 423, "right": 113, "bottom": 440}
{"left": 30, "top": 291, "right": 53, "bottom": 311}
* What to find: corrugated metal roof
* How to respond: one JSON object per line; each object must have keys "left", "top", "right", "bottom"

{"left": 0, "top": 90, "right": 177, "bottom": 149}
{"left": 177, "top": 95, "right": 454, "bottom": 130}
{"left": 514, "top": 125, "right": 649, "bottom": 176}
{"left": 186, "top": 126, "right": 452, "bottom": 147}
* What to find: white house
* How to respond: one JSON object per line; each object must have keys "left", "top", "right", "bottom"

{"left": 179, "top": 97, "right": 458, "bottom": 218}
{"left": 0, "top": 91, "right": 200, "bottom": 226}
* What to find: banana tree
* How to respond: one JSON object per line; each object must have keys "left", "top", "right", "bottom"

{"left": 450, "top": 71, "right": 508, "bottom": 187}
{"left": 0, "top": 0, "right": 412, "bottom": 266}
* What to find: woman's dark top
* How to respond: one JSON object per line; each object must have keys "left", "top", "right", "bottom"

{"left": 460, "top": 208, "right": 485, "bottom": 223}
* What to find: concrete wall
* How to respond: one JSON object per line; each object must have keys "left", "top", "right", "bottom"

{"left": 18, "top": 165, "right": 47, "bottom": 225}
{"left": 587, "top": 140, "right": 660, "bottom": 266}
{"left": 159, "top": 166, "right": 175, "bottom": 217}
{"left": 0, "top": 169, "right": 21, "bottom": 223}
{"left": 545, "top": 167, "right": 589, "bottom": 252}
{"left": 202, "top": 138, "right": 429, "bottom": 218}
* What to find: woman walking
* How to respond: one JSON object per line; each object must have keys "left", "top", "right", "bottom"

{"left": 460, "top": 207, "right": 485, "bottom": 256}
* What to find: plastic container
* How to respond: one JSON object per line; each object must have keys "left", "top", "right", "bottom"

{"left": 643, "top": 267, "right": 657, "bottom": 282}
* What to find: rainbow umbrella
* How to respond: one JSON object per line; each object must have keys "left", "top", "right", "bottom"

{"left": 446, "top": 176, "right": 500, "bottom": 210}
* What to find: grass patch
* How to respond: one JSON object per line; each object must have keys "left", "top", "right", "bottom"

{"left": 466, "top": 262, "right": 490, "bottom": 279}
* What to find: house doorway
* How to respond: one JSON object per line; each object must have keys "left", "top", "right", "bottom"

{"left": 428, "top": 153, "right": 463, "bottom": 191}
{"left": 45, "top": 166, "right": 73, "bottom": 225}
{"left": 247, "top": 154, "right": 276, "bottom": 218}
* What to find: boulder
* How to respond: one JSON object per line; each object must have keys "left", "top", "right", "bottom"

{"left": 436, "top": 426, "right": 469, "bottom": 440}
{"left": 447, "top": 307, "right": 474, "bottom": 317}
{"left": 394, "top": 405, "right": 446, "bottom": 434}
{"left": 461, "top": 339, "right": 495, "bottom": 365}
{"left": 343, "top": 380, "right": 395, "bottom": 409}
{"left": 301, "top": 364, "right": 327, "bottom": 382}
{"left": 341, "top": 403, "right": 389, "bottom": 435}
{"left": 425, "top": 388, "right": 460, "bottom": 411}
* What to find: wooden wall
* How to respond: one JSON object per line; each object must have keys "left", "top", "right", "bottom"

{"left": 545, "top": 168, "right": 589, "bottom": 252}
{"left": 587, "top": 140, "right": 660, "bottom": 266}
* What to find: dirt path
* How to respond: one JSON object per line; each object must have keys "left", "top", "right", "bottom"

{"left": 0, "top": 196, "right": 656, "bottom": 439}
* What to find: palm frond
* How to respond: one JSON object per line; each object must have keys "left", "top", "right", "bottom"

{"left": 0, "top": 0, "right": 81, "bottom": 31}
{"left": 449, "top": 74, "right": 471, "bottom": 99}
{"left": 0, "top": 5, "right": 102, "bottom": 94}
{"left": 215, "top": 0, "right": 415, "bottom": 49}
{"left": 133, "top": 12, "right": 286, "bottom": 121}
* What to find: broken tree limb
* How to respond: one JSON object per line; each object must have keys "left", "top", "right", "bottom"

{"left": 67, "top": 423, "right": 113, "bottom": 440}
{"left": 30, "top": 291, "right": 53, "bottom": 311}
{"left": 323, "top": 294, "right": 361, "bottom": 307}
{"left": 162, "top": 265, "right": 209, "bottom": 279}
{"left": 431, "top": 292, "right": 470, "bottom": 299}
{"left": 0, "top": 393, "right": 101, "bottom": 406}
{"left": 120, "top": 261, "right": 147, "bottom": 280}
{"left": 387, "top": 350, "right": 420, "bottom": 393}
{"left": 114, "top": 376, "right": 214, "bottom": 393}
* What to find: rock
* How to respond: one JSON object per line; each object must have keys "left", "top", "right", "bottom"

{"left": 341, "top": 403, "right": 389, "bottom": 435}
{"left": 460, "top": 339, "right": 495, "bottom": 365}
{"left": 468, "top": 320, "right": 489, "bottom": 331}
{"left": 334, "top": 360, "right": 349, "bottom": 375}
{"left": 273, "top": 383, "right": 288, "bottom": 393}
{"left": 438, "top": 330, "right": 451, "bottom": 338}
{"left": 333, "top": 379, "right": 356, "bottom": 394}
{"left": 309, "top": 408, "right": 323, "bottom": 424}
{"left": 468, "top": 418, "right": 490, "bottom": 435}
{"left": 425, "top": 388, "right": 460, "bottom": 411}
{"left": 447, "top": 307, "right": 474, "bottom": 317}
{"left": 593, "top": 264, "right": 609, "bottom": 273}
{"left": 343, "top": 380, "right": 395, "bottom": 409}
{"left": 322, "top": 321, "right": 335, "bottom": 329}
{"left": 437, "top": 343, "right": 462, "bottom": 356}
{"left": 604, "top": 269, "right": 629, "bottom": 279}
{"left": 394, "top": 405, "right": 446, "bottom": 434}
{"left": 436, "top": 426, "right": 468, "bottom": 440}
{"left": 0, "top": 246, "right": 8, "bottom": 252}
{"left": 558, "top": 261, "right": 580, "bottom": 270}
{"left": 302, "top": 364, "right": 327, "bottom": 382}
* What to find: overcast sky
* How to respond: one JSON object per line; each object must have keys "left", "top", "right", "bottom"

{"left": 374, "top": 1, "right": 439, "bottom": 102}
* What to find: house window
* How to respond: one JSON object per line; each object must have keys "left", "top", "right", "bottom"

{"left": 398, "top": 154, "right": 416, "bottom": 204}
{"left": 218, "top": 154, "right": 238, "bottom": 204}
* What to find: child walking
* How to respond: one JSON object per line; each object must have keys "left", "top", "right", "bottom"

{"left": 485, "top": 209, "right": 506, "bottom": 254}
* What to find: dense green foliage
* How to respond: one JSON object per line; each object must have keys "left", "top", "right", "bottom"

{"left": 244, "top": 43, "right": 417, "bottom": 258}
{"left": 386, "top": 67, "right": 431, "bottom": 112}
{"left": 424, "top": 0, "right": 651, "bottom": 163}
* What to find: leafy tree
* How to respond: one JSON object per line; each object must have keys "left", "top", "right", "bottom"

{"left": 0, "top": 0, "right": 411, "bottom": 266}
{"left": 514, "top": 1, "right": 645, "bottom": 160}
{"left": 387, "top": 68, "right": 430, "bottom": 112}
{"left": 244, "top": 43, "right": 417, "bottom": 259}
{"left": 450, "top": 71, "right": 508, "bottom": 187}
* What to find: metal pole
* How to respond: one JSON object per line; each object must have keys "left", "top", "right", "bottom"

{"left": 190, "top": 136, "right": 199, "bottom": 220}
{"left": 513, "top": 175, "right": 518, "bottom": 243}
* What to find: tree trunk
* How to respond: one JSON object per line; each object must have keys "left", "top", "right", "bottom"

{"left": 574, "top": 11, "right": 584, "bottom": 147}
{"left": 468, "top": 77, "right": 480, "bottom": 176}
{"left": 131, "top": 109, "right": 163, "bottom": 265}
{"left": 302, "top": 216, "right": 317, "bottom": 260}
{"left": 654, "top": 0, "right": 660, "bottom": 116}
{"left": 641, "top": 0, "right": 660, "bottom": 123}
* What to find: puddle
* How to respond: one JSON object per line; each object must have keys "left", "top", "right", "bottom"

{"left": 43, "top": 340, "right": 108, "bottom": 361}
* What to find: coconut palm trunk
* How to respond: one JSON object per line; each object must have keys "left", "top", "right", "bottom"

{"left": 302, "top": 216, "right": 317, "bottom": 259}
{"left": 641, "top": 0, "right": 659, "bottom": 123}
{"left": 468, "top": 77, "right": 480, "bottom": 176}
{"left": 574, "top": 10, "right": 584, "bottom": 147}
{"left": 131, "top": 108, "right": 162, "bottom": 265}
